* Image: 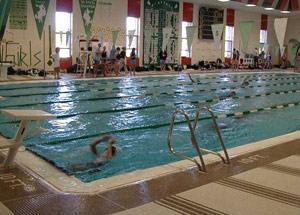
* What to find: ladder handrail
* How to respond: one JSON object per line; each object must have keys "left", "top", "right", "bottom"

{"left": 193, "top": 107, "right": 231, "bottom": 165}
{"left": 168, "top": 110, "right": 206, "bottom": 172}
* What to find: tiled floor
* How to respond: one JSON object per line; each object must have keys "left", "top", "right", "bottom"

{"left": 113, "top": 155, "right": 300, "bottom": 215}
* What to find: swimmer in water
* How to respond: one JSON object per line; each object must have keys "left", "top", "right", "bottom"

{"left": 241, "top": 76, "right": 250, "bottom": 87}
{"left": 71, "top": 135, "right": 119, "bottom": 171}
{"left": 187, "top": 73, "right": 197, "bottom": 83}
{"left": 230, "top": 91, "right": 236, "bottom": 97}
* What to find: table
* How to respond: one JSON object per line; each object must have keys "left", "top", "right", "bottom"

{"left": 0, "top": 63, "right": 15, "bottom": 81}
{"left": 1, "top": 110, "right": 56, "bottom": 167}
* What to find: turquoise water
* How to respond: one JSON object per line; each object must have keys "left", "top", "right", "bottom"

{"left": 0, "top": 73, "right": 299, "bottom": 183}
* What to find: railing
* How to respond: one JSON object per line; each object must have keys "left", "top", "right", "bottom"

{"left": 167, "top": 107, "right": 231, "bottom": 173}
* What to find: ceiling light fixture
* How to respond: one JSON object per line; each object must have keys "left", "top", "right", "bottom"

{"left": 281, "top": 10, "right": 291, "bottom": 13}
{"left": 246, "top": 4, "right": 256, "bottom": 7}
{"left": 264, "top": 7, "right": 274, "bottom": 10}
{"left": 218, "top": 0, "right": 230, "bottom": 2}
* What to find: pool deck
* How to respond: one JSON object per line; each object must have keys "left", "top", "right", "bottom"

{"left": 0, "top": 70, "right": 299, "bottom": 214}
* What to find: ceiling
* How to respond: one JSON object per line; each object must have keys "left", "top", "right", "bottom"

{"left": 184, "top": 0, "right": 300, "bottom": 16}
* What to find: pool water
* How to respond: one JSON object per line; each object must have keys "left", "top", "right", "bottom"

{"left": 0, "top": 73, "right": 299, "bottom": 183}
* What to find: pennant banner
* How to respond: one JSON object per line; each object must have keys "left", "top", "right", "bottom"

{"left": 112, "top": 30, "right": 119, "bottom": 47}
{"left": 274, "top": 18, "right": 288, "bottom": 52}
{"left": 274, "top": 45, "right": 280, "bottom": 57}
{"left": 281, "top": 46, "right": 286, "bottom": 57}
{"left": 128, "top": 30, "right": 135, "bottom": 48}
{"left": 144, "top": 29, "right": 152, "bottom": 52}
{"left": 79, "top": 0, "right": 97, "bottom": 40}
{"left": 186, "top": 26, "right": 196, "bottom": 52}
{"left": 264, "top": 44, "right": 269, "bottom": 54}
{"left": 31, "top": 0, "right": 50, "bottom": 40}
{"left": 239, "top": 21, "right": 254, "bottom": 53}
{"left": 66, "top": 30, "right": 71, "bottom": 46}
{"left": 60, "top": 31, "right": 63, "bottom": 43}
{"left": 0, "top": 0, "right": 13, "bottom": 40}
{"left": 211, "top": 24, "right": 224, "bottom": 49}
{"left": 162, "top": 28, "right": 172, "bottom": 51}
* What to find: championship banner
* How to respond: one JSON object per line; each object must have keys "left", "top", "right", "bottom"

{"left": 31, "top": 0, "right": 50, "bottom": 40}
{"left": 0, "top": 0, "right": 13, "bottom": 40}
{"left": 186, "top": 26, "right": 196, "bottom": 52}
{"left": 239, "top": 21, "right": 254, "bottom": 53}
{"left": 274, "top": 18, "right": 288, "bottom": 52}
{"left": 79, "top": 0, "right": 97, "bottom": 40}
{"left": 162, "top": 28, "right": 172, "bottom": 51}
{"left": 144, "top": 29, "right": 152, "bottom": 52}
{"left": 128, "top": 30, "right": 135, "bottom": 48}
{"left": 211, "top": 24, "right": 224, "bottom": 49}
{"left": 112, "top": 30, "right": 119, "bottom": 47}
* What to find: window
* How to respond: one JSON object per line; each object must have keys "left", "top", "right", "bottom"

{"left": 126, "top": 17, "right": 140, "bottom": 57}
{"left": 259, "top": 30, "right": 267, "bottom": 52}
{"left": 224, "top": 26, "right": 234, "bottom": 58}
{"left": 55, "top": 12, "right": 72, "bottom": 58}
{"left": 181, "top": 21, "right": 193, "bottom": 57}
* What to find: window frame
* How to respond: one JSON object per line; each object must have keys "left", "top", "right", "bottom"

{"left": 55, "top": 12, "right": 73, "bottom": 58}
{"left": 126, "top": 17, "right": 140, "bottom": 57}
{"left": 181, "top": 21, "right": 193, "bottom": 58}
{"left": 224, "top": 26, "right": 234, "bottom": 58}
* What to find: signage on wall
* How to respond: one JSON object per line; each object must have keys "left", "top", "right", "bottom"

{"left": 31, "top": 0, "right": 50, "bottom": 40}
{"left": 198, "top": 7, "right": 224, "bottom": 40}
{"left": 143, "top": 0, "right": 179, "bottom": 65}
{"left": 10, "top": 0, "right": 27, "bottom": 30}
{"left": 79, "top": 0, "right": 97, "bottom": 40}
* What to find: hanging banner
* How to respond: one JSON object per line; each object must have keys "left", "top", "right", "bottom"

{"left": 211, "top": 24, "right": 224, "bottom": 49}
{"left": 66, "top": 31, "right": 71, "bottom": 46}
{"left": 186, "top": 26, "right": 196, "bottom": 52}
{"left": 239, "top": 21, "right": 254, "bottom": 53}
{"left": 291, "top": 47, "right": 297, "bottom": 56}
{"left": 274, "top": 45, "right": 280, "bottom": 57}
{"left": 59, "top": 31, "right": 63, "bottom": 43}
{"left": 79, "top": 0, "right": 97, "bottom": 40}
{"left": 31, "top": 0, "right": 50, "bottom": 40}
{"left": 144, "top": 29, "right": 152, "bottom": 52}
{"left": 112, "top": 30, "right": 119, "bottom": 47}
{"left": 281, "top": 46, "right": 286, "bottom": 57}
{"left": 10, "top": 0, "right": 27, "bottom": 30}
{"left": 274, "top": 18, "right": 288, "bottom": 52}
{"left": 128, "top": 30, "right": 135, "bottom": 48}
{"left": 162, "top": 28, "right": 172, "bottom": 51}
{"left": 99, "top": 31, "right": 104, "bottom": 44}
{"left": 0, "top": 0, "right": 13, "bottom": 40}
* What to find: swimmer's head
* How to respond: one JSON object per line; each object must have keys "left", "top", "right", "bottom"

{"left": 244, "top": 81, "right": 249, "bottom": 86}
{"left": 231, "top": 91, "right": 236, "bottom": 97}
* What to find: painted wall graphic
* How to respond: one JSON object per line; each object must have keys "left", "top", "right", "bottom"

{"left": 79, "top": 0, "right": 97, "bottom": 39}
{"left": 31, "top": 0, "right": 50, "bottom": 39}
{"left": 0, "top": 0, "right": 13, "bottom": 40}
{"left": 144, "top": 0, "right": 179, "bottom": 65}
{"left": 10, "top": 0, "right": 27, "bottom": 30}
{"left": 198, "top": 7, "right": 223, "bottom": 40}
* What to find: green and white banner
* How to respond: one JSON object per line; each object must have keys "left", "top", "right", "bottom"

{"left": 211, "top": 24, "right": 223, "bottom": 49}
{"left": 31, "top": 0, "right": 50, "bottom": 40}
{"left": 112, "top": 30, "right": 119, "bottom": 47}
{"left": 239, "top": 21, "right": 254, "bottom": 53}
{"left": 0, "top": 0, "right": 13, "bottom": 40}
{"left": 186, "top": 26, "right": 196, "bottom": 52}
{"left": 162, "top": 27, "right": 172, "bottom": 51}
{"left": 144, "top": 29, "right": 152, "bottom": 52}
{"left": 79, "top": 0, "right": 97, "bottom": 40}
{"left": 274, "top": 18, "right": 288, "bottom": 53}
{"left": 128, "top": 30, "right": 135, "bottom": 48}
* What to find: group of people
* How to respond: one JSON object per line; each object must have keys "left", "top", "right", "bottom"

{"left": 78, "top": 45, "right": 138, "bottom": 77}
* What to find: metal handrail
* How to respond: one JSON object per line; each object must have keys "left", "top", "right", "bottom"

{"left": 167, "top": 110, "right": 206, "bottom": 172}
{"left": 193, "top": 107, "right": 231, "bottom": 165}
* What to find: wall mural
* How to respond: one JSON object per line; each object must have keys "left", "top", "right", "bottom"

{"left": 10, "top": 0, "right": 27, "bottom": 30}
{"left": 143, "top": 0, "right": 179, "bottom": 65}
{"left": 198, "top": 7, "right": 223, "bottom": 40}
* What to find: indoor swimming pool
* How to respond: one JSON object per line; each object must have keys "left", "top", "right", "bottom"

{"left": 0, "top": 73, "right": 299, "bottom": 183}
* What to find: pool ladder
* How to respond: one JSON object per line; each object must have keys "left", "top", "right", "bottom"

{"left": 167, "top": 107, "right": 231, "bottom": 173}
